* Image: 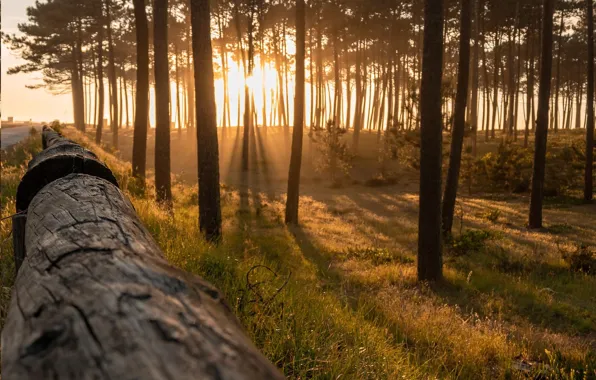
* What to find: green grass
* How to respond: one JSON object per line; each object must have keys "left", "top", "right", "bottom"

{"left": 1, "top": 128, "right": 595, "bottom": 379}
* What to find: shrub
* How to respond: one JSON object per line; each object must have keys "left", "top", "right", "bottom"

{"left": 476, "top": 142, "right": 533, "bottom": 193}
{"left": 561, "top": 243, "right": 596, "bottom": 275}
{"left": 482, "top": 208, "right": 502, "bottom": 224}
{"left": 377, "top": 120, "right": 421, "bottom": 174}
{"left": 446, "top": 229, "right": 492, "bottom": 257}
{"left": 475, "top": 141, "right": 587, "bottom": 195}
{"left": 49, "top": 120, "right": 66, "bottom": 134}
{"left": 364, "top": 175, "right": 398, "bottom": 188}
{"left": 310, "top": 120, "right": 353, "bottom": 184}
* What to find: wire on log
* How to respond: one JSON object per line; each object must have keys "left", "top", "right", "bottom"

{"left": 3, "top": 128, "right": 284, "bottom": 380}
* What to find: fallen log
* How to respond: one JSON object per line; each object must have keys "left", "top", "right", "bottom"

{"left": 16, "top": 127, "right": 118, "bottom": 212}
{"left": 3, "top": 129, "right": 283, "bottom": 380}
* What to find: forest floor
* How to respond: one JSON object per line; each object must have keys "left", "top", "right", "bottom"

{"left": 1, "top": 126, "right": 595, "bottom": 379}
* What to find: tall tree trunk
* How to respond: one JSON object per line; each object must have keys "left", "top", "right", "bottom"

{"left": 525, "top": 25, "right": 534, "bottom": 147}
{"left": 285, "top": 0, "right": 306, "bottom": 225}
{"left": 106, "top": 0, "right": 119, "bottom": 149}
{"left": 514, "top": 10, "right": 522, "bottom": 140}
{"left": 190, "top": 0, "right": 222, "bottom": 240}
{"left": 418, "top": 0, "right": 445, "bottom": 281}
{"left": 153, "top": 0, "right": 172, "bottom": 205}
{"left": 241, "top": 4, "right": 255, "bottom": 172}
{"left": 309, "top": 29, "right": 315, "bottom": 128}
{"left": 71, "top": 48, "right": 81, "bottom": 130}
{"left": 576, "top": 77, "right": 583, "bottom": 130}
{"left": 92, "top": 45, "right": 99, "bottom": 131}
{"left": 333, "top": 31, "right": 341, "bottom": 125}
{"left": 175, "top": 44, "right": 182, "bottom": 133}
{"left": 96, "top": 23, "right": 105, "bottom": 145}
{"left": 76, "top": 19, "right": 86, "bottom": 132}
{"left": 119, "top": 75, "right": 124, "bottom": 130}
{"left": 186, "top": 14, "right": 196, "bottom": 133}
{"left": 353, "top": 39, "right": 362, "bottom": 153}
{"left": 442, "top": 0, "right": 471, "bottom": 236}
{"left": 132, "top": 0, "right": 149, "bottom": 182}
{"left": 553, "top": 11, "right": 564, "bottom": 133}
{"left": 124, "top": 73, "right": 130, "bottom": 128}
{"left": 529, "top": 0, "right": 554, "bottom": 229}
{"left": 506, "top": 29, "right": 515, "bottom": 139}
{"left": 345, "top": 38, "right": 352, "bottom": 130}
{"left": 491, "top": 36, "right": 499, "bottom": 139}
{"left": 585, "top": 0, "right": 594, "bottom": 202}
{"left": 470, "top": 0, "right": 479, "bottom": 156}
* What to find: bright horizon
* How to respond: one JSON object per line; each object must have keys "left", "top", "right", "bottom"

{"left": 2, "top": 0, "right": 74, "bottom": 123}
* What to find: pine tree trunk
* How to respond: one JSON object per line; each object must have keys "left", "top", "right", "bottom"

{"left": 491, "top": 36, "right": 499, "bottom": 139}
{"left": 124, "top": 74, "right": 130, "bottom": 128}
{"left": 96, "top": 21, "right": 105, "bottom": 145}
{"left": 529, "top": 0, "right": 554, "bottom": 229}
{"left": 353, "top": 40, "right": 362, "bottom": 152}
{"left": 176, "top": 44, "right": 182, "bottom": 133}
{"left": 190, "top": 0, "right": 223, "bottom": 240}
{"left": 442, "top": 0, "right": 471, "bottom": 236}
{"left": 585, "top": 0, "right": 594, "bottom": 202}
{"left": 132, "top": 0, "right": 149, "bottom": 181}
{"left": 418, "top": 0, "right": 445, "bottom": 281}
{"left": 470, "top": 0, "right": 479, "bottom": 156}
{"left": 105, "top": 0, "right": 119, "bottom": 149}
{"left": 554, "top": 11, "right": 564, "bottom": 133}
{"left": 525, "top": 25, "right": 534, "bottom": 147}
{"left": 153, "top": 0, "right": 172, "bottom": 205}
{"left": 285, "top": 0, "right": 306, "bottom": 225}
{"left": 186, "top": 15, "right": 196, "bottom": 133}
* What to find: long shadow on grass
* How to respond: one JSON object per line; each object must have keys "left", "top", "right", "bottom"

{"left": 437, "top": 259, "right": 595, "bottom": 335}
{"left": 288, "top": 224, "right": 479, "bottom": 375}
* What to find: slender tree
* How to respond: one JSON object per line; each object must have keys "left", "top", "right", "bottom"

{"left": 132, "top": 0, "right": 150, "bottom": 182}
{"left": 190, "top": 0, "right": 223, "bottom": 240}
{"left": 285, "top": 0, "right": 306, "bottom": 225}
{"left": 154, "top": 0, "right": 173, "bottom": 205}
{"left": 96, "top": 5, "right": 105, "bottom": 145}
{"left": 418, "top": 0, "right": 445, "bottom": 281}
{"left": 105, "top": 0, "right": 119, "bottom": 149}
{"left": 586, "top": 0, "right": 594, "bottom": 202}
{"left": 442, "top": 0, "right": 471, "bottom": 236}
{"left": 529, "top": 0, "right": 555, "bottom": 229}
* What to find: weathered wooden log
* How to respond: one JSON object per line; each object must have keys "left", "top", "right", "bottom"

{"left": 3, "top": 130, "right": 283, "bottom": 379}
{"left": 16, "top": 127, "right": 118, "bottom": 212}
{"left": 12, "top": 213, "right": 27, "bottom": 274}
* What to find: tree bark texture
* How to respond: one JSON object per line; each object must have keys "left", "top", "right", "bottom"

{"left": 16, "top": 127, "right": 117, "bottom": 213}
{"left": 418, "top": 0, "right": 444, "bottom": 281}
{"left": 153, "top": 0, "right": 173, "bottom": 204}
{"left": 529, "top": 0, "right": 554, "bottom": 229}
{"left": 285, "top": 0, "right": 306, "bottom": 225}
{"left": 442, "top": 0, "right": 471, "bottom": 236}
{"left": 190, "top": 0, "right": 223, "bottom": 241}
{"left": 132, "top": 0, "right": 150, "bottom": 182}
{"left": 585, "top": 0, "right": 594, "bottom": 202}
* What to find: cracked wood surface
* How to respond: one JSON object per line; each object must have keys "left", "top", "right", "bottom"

{"left": 16, "top": 128, "right": 118, "bottom": 212}
{"left": 2, "top": 174, "right": 283, "bottom": 379}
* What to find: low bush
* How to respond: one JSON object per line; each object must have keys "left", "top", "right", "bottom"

{"left": 561, "top": 243, "right": 596, "bottom": 275}
{"left": 475, "top": 141, "right": 588, "bottom": 196}
{"left": 446, "top": 229, "right": 492, "bottom": 257}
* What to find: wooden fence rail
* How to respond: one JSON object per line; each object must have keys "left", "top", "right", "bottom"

{"left": 2, "top": 127, "right": 283, "bottom": 380}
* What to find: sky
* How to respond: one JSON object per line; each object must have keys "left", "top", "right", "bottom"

{"left": 2, "top": 0, "right": 73, "bottom": 123}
